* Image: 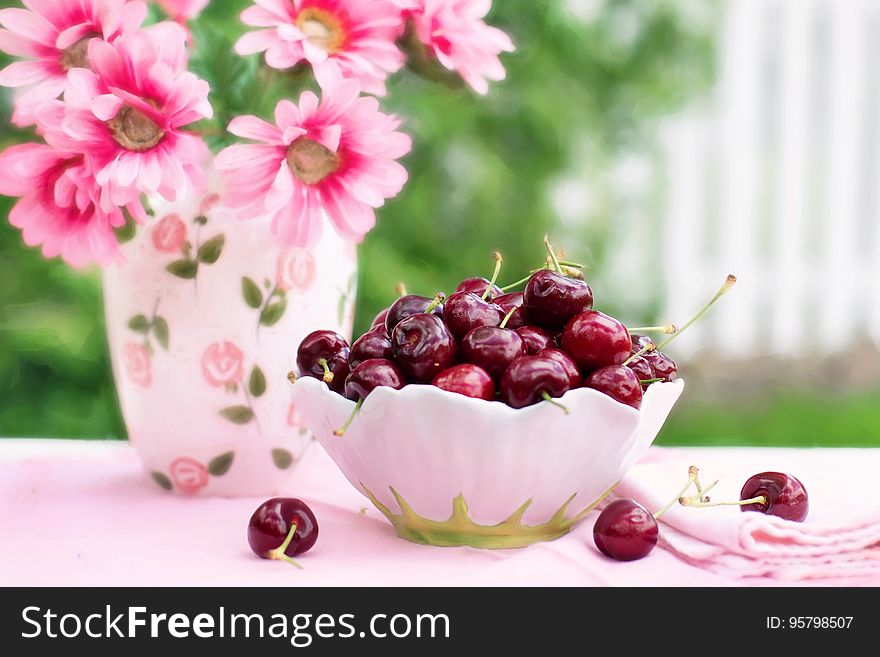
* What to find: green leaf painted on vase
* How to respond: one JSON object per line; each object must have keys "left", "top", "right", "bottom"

{"left": 241, "top": 277, "right": 263, "bottom": 309}
{"left": 115, "top": 209, "right": 137, "bottom": 243}
{"left": 198, "top": 234, "right": 225, "bottom": 264}
{"left": 153, "top": 316, "right": 169, "bottom": 350}
{"left": 128, "top": 315, "right": 151, "bottom": 333}
{"left": 166, "top": 259, "right": 198, "bottom": 279}
{"left": 151, "top": 471, "right": 172, "bottom": 491}
{"left": 271, "top": 448, "right": 294, "bottom": 470}
{"left": 207, "top": 451, "right": 235, "bottom": 476}
{"left": 219, "top": 405, "right": 254, "bottom": 425}
{"left": 260, "top": 297, "right": 287, "bottom": 327}
{"left": 249, "top": 365, "right": 267, "bottom": 397}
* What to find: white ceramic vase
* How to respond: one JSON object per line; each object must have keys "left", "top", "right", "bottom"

{"left": 104, "top": 189, "right": 357, "bottom": 496}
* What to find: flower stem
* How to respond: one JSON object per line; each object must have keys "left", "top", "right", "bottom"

{"left": 334, "top": 398, "right": 364, "bottom": 437}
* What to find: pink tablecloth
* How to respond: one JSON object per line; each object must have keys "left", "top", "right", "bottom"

{"left": 0, "top": 440, "right": 874, "bottom": 587}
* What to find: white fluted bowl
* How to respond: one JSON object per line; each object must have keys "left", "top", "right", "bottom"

{"left": 291, "top": 376, "right": 684, "bottom": 548}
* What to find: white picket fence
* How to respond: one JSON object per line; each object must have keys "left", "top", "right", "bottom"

{"left": 658, "top": 0, "right": 880, "bottom": 358}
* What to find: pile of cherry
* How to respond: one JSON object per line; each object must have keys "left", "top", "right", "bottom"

{"left": 294, "top": 240, "right": 726, "bottom": 436}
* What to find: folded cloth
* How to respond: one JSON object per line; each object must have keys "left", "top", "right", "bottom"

{"left": 609, "top": 447, "right": 880, "bottom": 584}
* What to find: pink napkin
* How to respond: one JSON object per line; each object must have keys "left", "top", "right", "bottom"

{"left": 610, "top": 448, "right": 880, "bottom": 584}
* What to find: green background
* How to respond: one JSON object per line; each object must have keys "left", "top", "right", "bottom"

{"left": 1, "top": 0, "right": 878, "bottom": 446}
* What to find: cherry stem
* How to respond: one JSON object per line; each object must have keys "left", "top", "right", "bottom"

{"left": 653, "top": 466, "right": 699, "bottom": 519}
{"left": 424, "top": 292, "right": 446, "bottom": 314}
{"left": 558, "top": 259, "right": 584, "bottom": 269}
{"left": 628, "top": 325, "right": 678, "bottom": 335}
{"left": 395, "top": 282, "right": 407, "bottom": 297}
{"left": 655, "top": 275, "right": 737, "bottom": 352}
{"left": 640, "top": 378, "right": 663, "bottom": 385}
{"left": 621, "top": 342, "right": 656, "bottom": 367}
{"left": 500, "top": 273, "right": 533, "bottom": 292}
{"left": 482, "top": 251, "right": 503, "bottom": 300}
{"left": 543, "top": 235, "right": 564, "bottom": 274}
{"left": 267, "top": 522, "right": 304, "bottom": 569}
{"left": 287, "top": 371, "right": 298, "bottom": 385}
{"left": 318, "top": 358, "right": 334, "bottom": 383}
{"left": 540, "top": 391, "right": 570, "bottom": 414}
{"left": 334, "top": 398, "right": 364, "bottom": 437}
{"left": 499, "top": 306, "right": 518, "bottom": 329}
{"left": 680, "top": 494, "right": 767, "bottom": 509}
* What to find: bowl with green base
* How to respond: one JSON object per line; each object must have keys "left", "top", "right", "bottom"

{"left": 291, "top": 375, "right": 684, "bottom": 548}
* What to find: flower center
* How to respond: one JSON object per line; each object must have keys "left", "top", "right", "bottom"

{"left": 295, "top": 7, "right": 345, "bottom": 53}
{"left": 108, "top": 105, "right": 164, "bottom": 152}
{"left": 287, "top": 137, "right": 341, "bottom": 185}
{"left": 60, "top": 36, "right": 96, "bottom": 71}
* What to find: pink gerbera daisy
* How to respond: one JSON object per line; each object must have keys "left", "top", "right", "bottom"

{"left": 393, "top": 0, "right": 513, "bottom": 94}
{"left": 0, "top": 142, "right": 126, "bottom": 267}
{"left": 235, "top": 0, "right": 405, "bottom": 96}
{"left": 41, "top": 26, "right": 212, "bottom": 211}
{"left": 155, "top": 0, "right": 211, "bottom": 22}
{"left": 0, "top": 0, "right": 147, "bottom": 126}
{"left": 215, "top": 70, "right": 411, "bottom": 247}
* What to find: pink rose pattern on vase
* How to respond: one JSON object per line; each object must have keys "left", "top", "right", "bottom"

{"left": 164, "top": 213, "right": 226, "bottom": 283}
{"left": 169, "top": 457, "right": 209, "bottom": 494}
{"left": 152, "top": 214, "right": 187, "bottom": 253}
{"left": 152, "top": 451, "right": 235, "bottom": 493}
{"left": 276, "top": 248, "right": 316, "bottom": 292}
{"left": 124, "top": 342, "right": 152, "bottom": 388}
{"left": 201, "top": 340, "right": 245, "bottom": 387}
{"left": 202, "top": 341, "right": 267, "bottom": 427}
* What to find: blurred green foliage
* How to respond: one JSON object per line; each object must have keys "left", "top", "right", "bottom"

{"left": 4, "top": 0, "right": 876, "bottom": 445}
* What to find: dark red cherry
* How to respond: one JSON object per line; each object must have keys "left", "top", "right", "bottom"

{"left": 523, "top": 269, "right": 593, "bottom": 329}
{"left": 443, "top": 292, "right": 503, "bottom": 340}
{"left": 559, "top": 310, "right": 631, "bottom": 371}
{"left": 630, "top": 334, "right": 656, "bottom": 353}
{"left": 515, "top": 325, "right": 556, "bottom": 355}
{"left": 385, "top": 294, "right": 441, "bottom": 334}
{"left": 460, "top": 326, "right": 526, "bottom": 379}
{"left": 584, "top": 365, "right": 643, "bottom": 409}
{"left": 248, "top": 497, "right": 319, "bottom": 561}
{"left": 391, "top": 314, "right": 457, "bottom": 382}
{"left": 432, "top": 364, "right": 495, "bottom": 400}
{"left": 296, "top": 330, "right": 350, "bottom": 393}
{"left": 455, "top": 276, "right": 502, "bottom": 300}
{"left": 593, "top": 498, "right": 658, "bottom": 561}
{"left": 349, "top": 330, "right": 393, "bottom": 369}
{"left": 643, "top": 350, "right": 677, "bottom": 383}
{"left": 626, "top": 355, "right": 655, "bottom": 390}
{"left": 494, "top": 292, "right": 526, "bottom": 329}
{"left": 371, "top": 307, "right": 391, "bottom": 332}
{"left": 344, "top": 358, "right": 406, "bottom": 401}
{"left": 538, "top": 348, "right": 581, "bottom": 388}
{"left": 740, "top": 472, "right": 809, "bottom": 522}
{"left": 499, "top": 355, "right": 571, "bottom": 409}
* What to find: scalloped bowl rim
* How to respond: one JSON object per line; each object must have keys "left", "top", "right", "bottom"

{"left": 294, "top": 374, "right": 680, "bottom": 419}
